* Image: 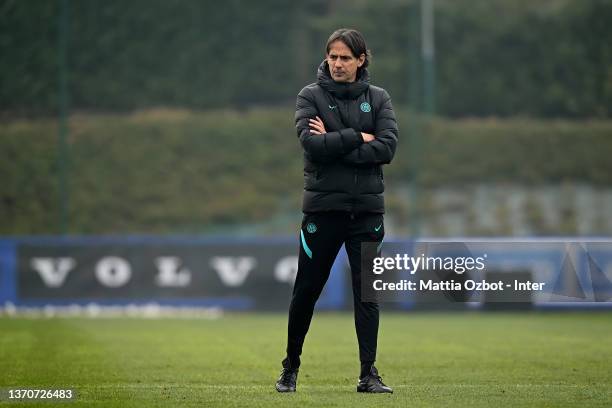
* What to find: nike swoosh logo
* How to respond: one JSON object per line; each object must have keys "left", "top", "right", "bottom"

{"left": 374, "top": 223, "right": 383, "bottom": 232}
{"left": 329, "top": 105, "right": 337, "bottom": 110}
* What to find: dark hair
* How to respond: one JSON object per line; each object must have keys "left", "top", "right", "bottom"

{"left": 326, "top": 28, "right": 371, "bottom": 70}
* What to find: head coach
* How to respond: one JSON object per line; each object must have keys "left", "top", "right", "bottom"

{"left": 276, "top": 28, "right": 398, "bottom": 393}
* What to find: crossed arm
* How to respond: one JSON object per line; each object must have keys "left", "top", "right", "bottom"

{"left": 309, "top": 116, "right": 375, "bottom": 142}
{"left": 296, "top": 88, "right": 398, "bottom": 165}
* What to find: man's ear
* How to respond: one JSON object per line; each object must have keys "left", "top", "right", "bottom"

{"left": 357, "top": 54, "right": 366, "bottom": 67}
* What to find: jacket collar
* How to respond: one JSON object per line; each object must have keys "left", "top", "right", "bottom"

{"left": 316, "top": 60, "right": 369, "bottom": 100}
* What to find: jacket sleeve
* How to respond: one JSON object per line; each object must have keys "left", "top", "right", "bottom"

{"left": 296, "top": 87, "right": 364, "bottom": 163}
{"left": 341, "top": 89, "right": 398, "bottom": 166}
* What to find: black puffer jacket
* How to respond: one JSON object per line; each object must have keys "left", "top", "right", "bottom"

{"left": 295, "top": 60, "right": 398, "bottom": 214}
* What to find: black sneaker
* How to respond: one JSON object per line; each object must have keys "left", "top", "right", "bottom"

{"left": 275, "top": 368, "right": 298, "bottom": 392}
{"left": 357, "top": 366, "right": 393, "bottom": 393}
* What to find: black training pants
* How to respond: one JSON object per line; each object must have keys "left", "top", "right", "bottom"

{"left": 283, "top": 211, "right": 384, "bottom": 369}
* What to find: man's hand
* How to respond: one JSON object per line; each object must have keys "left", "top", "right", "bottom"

{"left": 309, "top": 116, "right": 327, "bottom": 135}
{"left": 361, "top": 132, "right": 375, "bottom": 142}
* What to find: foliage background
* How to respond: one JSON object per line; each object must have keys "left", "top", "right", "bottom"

{"left": 1, "top": 0, "right": 611, "bottom": 235}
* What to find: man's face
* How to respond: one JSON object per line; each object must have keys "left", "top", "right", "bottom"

{"left": 326, "top": 40, "right": 365, "bottom": 83}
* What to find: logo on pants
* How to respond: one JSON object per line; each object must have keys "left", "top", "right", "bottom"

{"left": 306, "top": 223, "right": 317, "bottom": 233}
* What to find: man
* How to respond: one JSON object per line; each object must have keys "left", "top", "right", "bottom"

{"left": 275, "top": 28, "right": 398, "bottom": 394}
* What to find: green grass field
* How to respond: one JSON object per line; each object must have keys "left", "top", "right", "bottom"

{"left": 1, "top": 312, "right": 611, "bottom": 407}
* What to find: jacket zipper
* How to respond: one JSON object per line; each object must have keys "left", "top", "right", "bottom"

{"left": 352, "top": 168, "right": 358, "bottom": 218}
{"left": 350, "top": 100, "right": 359, "bottom": 218}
